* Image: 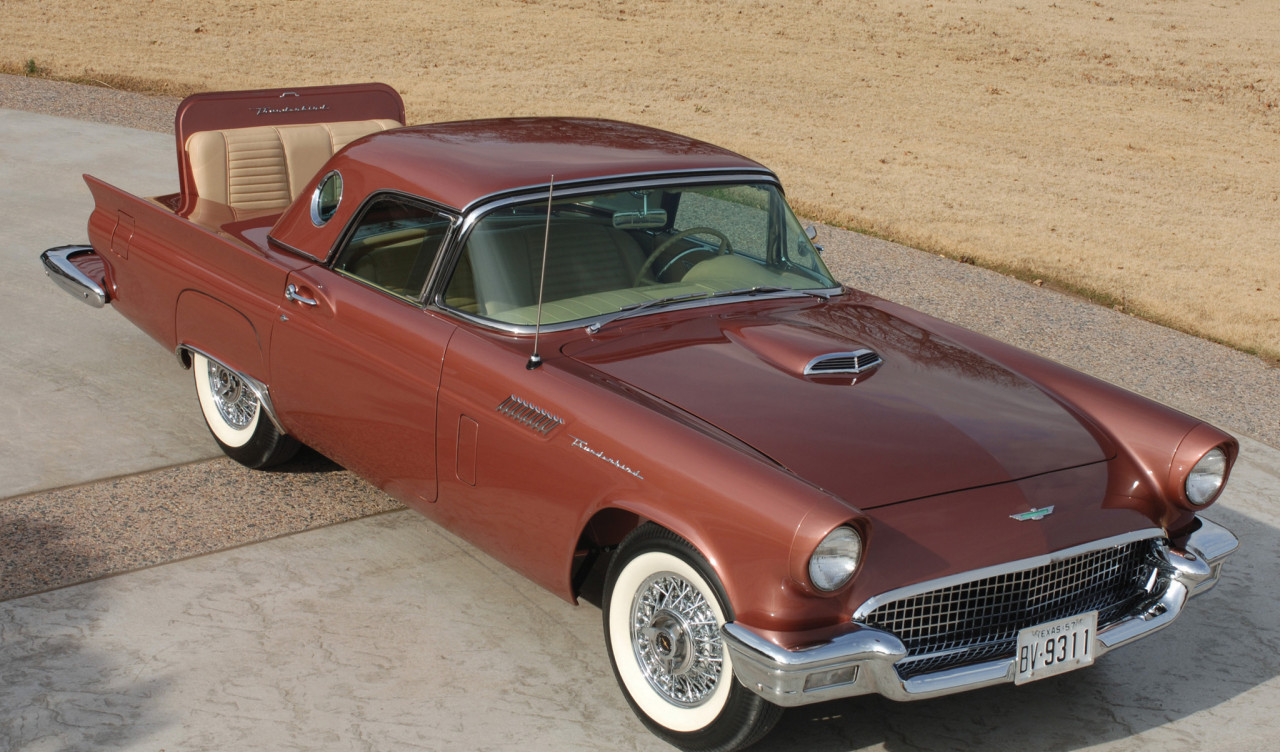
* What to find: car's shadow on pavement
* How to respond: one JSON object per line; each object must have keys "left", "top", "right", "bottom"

{"left": 265, "top": 444, "right": 345, "bottom": 474}
{"left": 754, "top": 504, "right": 1277, "bottom": 751}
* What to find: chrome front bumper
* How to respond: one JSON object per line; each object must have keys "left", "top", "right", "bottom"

{"left": 41, "top": 245, "right": 109, "bottom": 307}
{"left": 722, "top": 516, "right": 1238, "bottom": 708}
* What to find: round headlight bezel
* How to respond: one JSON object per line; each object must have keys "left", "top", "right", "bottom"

{"left": 808, "top": 526, "right": 863, "bottom": 592}
{"left": 1185, "top": 447, "right": 1228, "bottom": 506}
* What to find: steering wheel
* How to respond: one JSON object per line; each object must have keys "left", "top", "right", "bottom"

{"left": 634, "top": 227, "right": 733, "bottom": 285}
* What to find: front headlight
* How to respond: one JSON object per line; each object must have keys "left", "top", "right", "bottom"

{"left": 1186, "top": 447, "right": 1227, "bottom": 505}
{"left": 808, "top": 526, "right": 863, "bottom": 591}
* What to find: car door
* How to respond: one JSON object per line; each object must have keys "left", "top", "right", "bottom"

{"left": 269, "top": 193, "right": 457, "bottom": 505}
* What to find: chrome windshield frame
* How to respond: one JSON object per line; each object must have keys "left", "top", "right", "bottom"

{"left": 429, "top": 171, "right": 841, "bottom": 335}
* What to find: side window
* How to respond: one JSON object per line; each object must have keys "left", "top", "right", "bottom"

{"left": 332, "top": 195, "right": 452, "bottom": 300}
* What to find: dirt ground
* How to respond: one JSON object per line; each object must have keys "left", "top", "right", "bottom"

{"left": 4, "top": 0, "right": 1278, "bottom": 358}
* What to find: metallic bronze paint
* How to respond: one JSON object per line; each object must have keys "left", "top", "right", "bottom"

{"left": 67, "top": 85, "right": 1237, "bottom": 663}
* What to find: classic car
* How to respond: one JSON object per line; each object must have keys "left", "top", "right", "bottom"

{"left": 42, "top": 83, "right": 1239, "bottom": 752}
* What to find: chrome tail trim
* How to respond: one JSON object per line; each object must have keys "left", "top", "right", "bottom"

{"left": 41, "top": 245, "right": 109, "bottom": 308}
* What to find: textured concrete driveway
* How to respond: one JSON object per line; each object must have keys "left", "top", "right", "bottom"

{"left": 1, "top": 103, "right": 1278, "bottom": 751}
{"left": 3, "top": 447, "right": 1277, "bottom": 752}
{"left": 0, "top": 109, "right": 219, "bottom": 500}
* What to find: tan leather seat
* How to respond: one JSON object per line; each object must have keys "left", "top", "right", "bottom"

{"left": 465, "top": 222, "right": 642, "bottom": 315}
{"left": 184, "top": 119, "right": 400, "bottom": 212}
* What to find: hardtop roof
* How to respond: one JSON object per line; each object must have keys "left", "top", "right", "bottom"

{"left": 331, "top": 117, "right": 772, "bottom": 211}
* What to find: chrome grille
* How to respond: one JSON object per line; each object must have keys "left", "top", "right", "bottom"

{"left": 862, "top": 538, "right": 1158, "bottom": 679}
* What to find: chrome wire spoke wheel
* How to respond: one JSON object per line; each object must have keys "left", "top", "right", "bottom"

{"left": 207, "top": 360, "right": 258, "bottom": 430}
{"left": 190, "top": 351, "right": 297, "bottom": 468}
{"left": 604, "top": 524, "right": 782, "bottom": 750}
{"left": 631, "top": 572, "right": 723, "bottom": 707}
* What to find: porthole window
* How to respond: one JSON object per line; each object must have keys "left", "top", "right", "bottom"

{"left": 310, "top": 170, "right": 344, "bottom": 226}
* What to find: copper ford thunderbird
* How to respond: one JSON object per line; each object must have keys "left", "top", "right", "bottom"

{"left": 42, "top": 84, "right": 1238, "bottom": 752}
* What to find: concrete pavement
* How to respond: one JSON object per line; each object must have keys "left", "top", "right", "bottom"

{"left": 3, "top": 437, "right": 1278, "bottom": 751}
{"left": 2, "top": 104, "right": 1278, "bottom": 751}
{"left": 0, "top": 109, "right": 220, "bottom": 500}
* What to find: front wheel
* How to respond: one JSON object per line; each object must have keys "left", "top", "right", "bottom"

{"left": 603, "top": 524, "right": 782, "bottom": 752}
{"left": 191, "top": 352, "right": 299, "bottom": 469}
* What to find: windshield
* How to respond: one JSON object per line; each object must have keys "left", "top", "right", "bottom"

{"left": 441, "top": 182, "right": 839, "bottom": 327}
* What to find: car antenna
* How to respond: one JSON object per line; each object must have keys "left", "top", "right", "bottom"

{"left": 527, "top": 175, "right": 554, "bottom": 370}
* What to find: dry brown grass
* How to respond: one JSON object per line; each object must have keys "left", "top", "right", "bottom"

{"left": 5, "top": 0, "right": 1278, "bottom": 357}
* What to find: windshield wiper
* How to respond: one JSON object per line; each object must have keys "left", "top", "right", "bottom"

{"left": 586, "top": 286, "right": 830, "bottom": 334}
{"left": 586, "top": 291, "right": 712, "bottom": 333}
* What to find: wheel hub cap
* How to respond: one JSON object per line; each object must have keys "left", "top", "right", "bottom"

{"left": 631, "top": 572, "right": 723, "bottom": 707}
{"left": 207, "top": 361, "right": 258, "bottom": 430}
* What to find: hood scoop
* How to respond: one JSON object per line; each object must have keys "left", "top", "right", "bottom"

{"left": 804, "top": 349, "right": 883, "bottom": 376}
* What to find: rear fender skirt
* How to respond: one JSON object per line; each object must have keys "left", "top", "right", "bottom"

{"left": 176, "top": 344, "right": 286, "bottom": 435}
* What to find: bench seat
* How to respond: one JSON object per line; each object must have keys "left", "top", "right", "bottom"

{"left": 184, "top": 119, "right": 401, "bottom": 212}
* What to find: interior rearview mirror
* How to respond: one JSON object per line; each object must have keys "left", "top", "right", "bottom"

{"left": 613, "top": 209, "right": 669, "bottom": 230}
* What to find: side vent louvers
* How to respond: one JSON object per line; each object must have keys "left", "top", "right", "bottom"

{"left": 496, "top": 395, "right": 564, "bottom": 436}
{"left": 804, "top": 349, "right": 883, "bottom": 376}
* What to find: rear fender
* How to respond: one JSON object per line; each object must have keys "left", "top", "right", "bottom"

{"left": 175, "top": 290, "right": 266, "bottom": 379}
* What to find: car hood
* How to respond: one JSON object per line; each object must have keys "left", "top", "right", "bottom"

{"left": 563, "top": 296, "right": 1110, "bottom": 509}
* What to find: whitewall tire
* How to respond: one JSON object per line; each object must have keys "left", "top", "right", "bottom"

{"left": 603, "top": 524, "right": 782, "bottom": 752}
{"left": 191, "top": 352, "right": 299, "bottom": 468}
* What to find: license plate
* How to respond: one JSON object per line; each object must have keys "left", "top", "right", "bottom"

{"left": 1014, "top": 611, "right": 1098, "bottom": 685}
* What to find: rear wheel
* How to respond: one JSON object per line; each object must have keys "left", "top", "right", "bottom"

{"left": 192, "top": 352, "right": 299, "bottom": 468}
{"left": 603, "top": 524, "right": 782, "bottom": 752}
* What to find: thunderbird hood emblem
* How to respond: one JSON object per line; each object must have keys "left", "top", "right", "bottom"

{"left": 1010, "top": 506, "right": 1055, "bottom": 521}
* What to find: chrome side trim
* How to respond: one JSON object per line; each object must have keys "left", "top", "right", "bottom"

{"left": 722, "top": 517, "right": 1236, "bottom": 708}
{"left": 176, "top": 345, "right": 287, "bottom": 435}
{"left": 40, "top": 245, "right": 109, "bottom": 307}
{"left": 496, "top": 395, "right": 563, "bottom": 436}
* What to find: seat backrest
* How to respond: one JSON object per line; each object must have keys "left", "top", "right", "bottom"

{"left": 466, "top": 222, "right": 642, "bottom": 315}
{"left": 184, "top": 119, "right": 400, "bottom": 211}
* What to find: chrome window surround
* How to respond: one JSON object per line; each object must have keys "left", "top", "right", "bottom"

{"left": 456, "top": 167, "right": 780, "bottom": 217}
{"left": 270, "top": 189, "right": 462, "bottom": 269}
{"left": 432, "top": 170, "right": 842, "bottom": 334}
{"left": 309, "top": 170, "right": 344, "bottom": 227}
{"left": 324, "top": 190, "right": 462, "bottom": 306}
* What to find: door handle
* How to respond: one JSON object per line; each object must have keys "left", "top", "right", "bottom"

{"left": 285, "top": 283, "right": 318, "bottom": 306}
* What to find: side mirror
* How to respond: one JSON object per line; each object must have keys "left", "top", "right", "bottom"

{"left": 805, "top": 225, "right": 825, "bottom": 255}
